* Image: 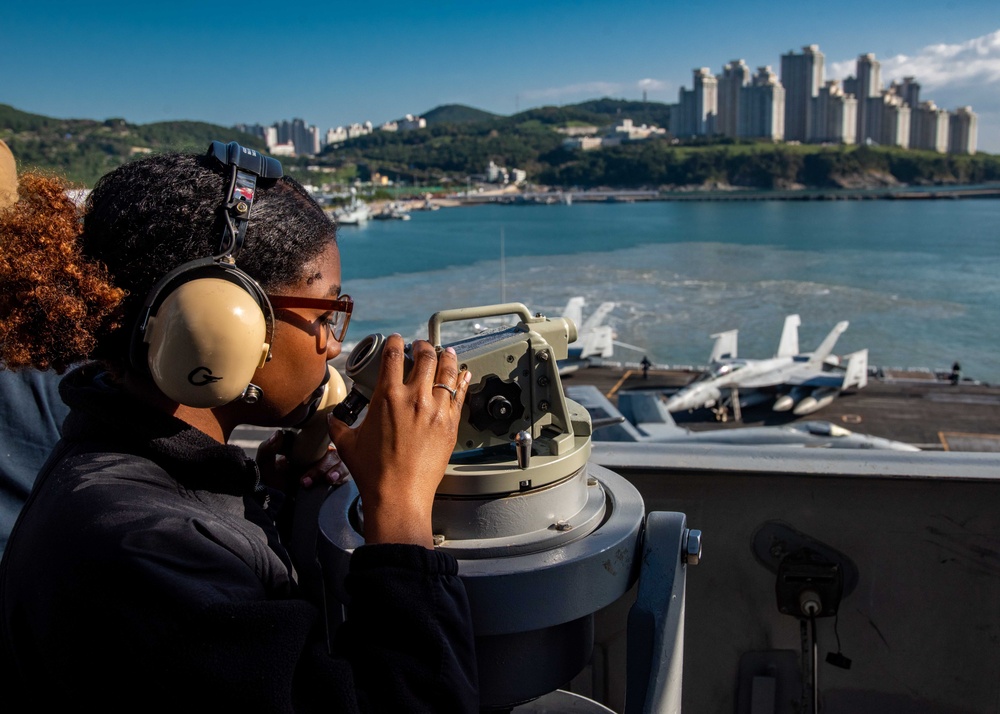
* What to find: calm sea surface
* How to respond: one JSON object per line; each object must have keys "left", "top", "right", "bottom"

{"left": 335, "top": 199, "right": 1000, "bottom": 384}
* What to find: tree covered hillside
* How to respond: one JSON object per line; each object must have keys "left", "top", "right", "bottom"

{"left": 3, "top": 100, "right": 998, "bottom": 190}
{"left": 0, "top": 104, "right": 265, "bottom": 186}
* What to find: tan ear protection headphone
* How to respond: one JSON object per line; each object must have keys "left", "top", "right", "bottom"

{"left": 0, "top": 139, "right": 18, "bottom": 210}
{"left": 130, "top": 141, "right": 283, "bottom": 408}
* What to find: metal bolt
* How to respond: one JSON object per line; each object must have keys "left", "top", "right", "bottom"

{"left": 587, "top": 476, "right": 598, "bottom": 486}
{"left": 236, "top": 201, "right": 249, "bottom": 214}
{"left": 538, "top": 400, "right": 550, "bottom": 412}
{"left": 537, "top": 376, "right": 550, "bottom": 387}
{"left": 800, "top": 590, "right": 822, "bottom": 617}
{"left": 506, "top": 354, "right": 515, "bottom": 363}
{"left": 554, "top": 520, "right": 572, "bottom": 531}
{"left": 684, "top": 529, "right": 703, "bottom": 566}
{"left": 432, "top": 534, "right": 445, "bottom": 546}
{"left": 537, "top": 351, "right": 550, "bottom": 362}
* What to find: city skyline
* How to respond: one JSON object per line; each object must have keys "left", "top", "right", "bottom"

{"left": 667, "top": 46, "right": 978, "bottom": 154}
{"left": 3, "top": 2, "right": 999, "bottom": 152}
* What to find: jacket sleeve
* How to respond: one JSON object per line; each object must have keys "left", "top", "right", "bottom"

{"left": 331, "top": 543, "right": 480, "bottom": 713}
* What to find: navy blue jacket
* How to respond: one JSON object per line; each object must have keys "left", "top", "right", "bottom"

{"left": 0, "top": 369, "right": 68, "bottom": 557}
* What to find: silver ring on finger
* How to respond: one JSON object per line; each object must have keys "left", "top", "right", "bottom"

{"left": 433, "top": 383, "right": 458, "bottom": 400}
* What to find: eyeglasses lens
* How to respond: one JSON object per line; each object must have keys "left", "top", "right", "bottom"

{"left": 328, "top": 295, "right": 352, "bottom": 342}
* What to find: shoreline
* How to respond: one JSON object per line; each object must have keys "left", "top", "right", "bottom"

{"left": 334, "top": 182, "right": 1000, "bottom": 214}
{"left": 443, "top": 182, "right": 1000, "bottom": 205}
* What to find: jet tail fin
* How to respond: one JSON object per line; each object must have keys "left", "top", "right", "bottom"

{"left": 580, "top": 301, "right": 615, "bottom": 333}
{"left": 841, "top": 349, "right": 869, "bottom": 390}
{"left": 563, "top": 299, "right": 616, "bottom": 359}
{"left": 710, "top": 329, "right": 739, "bottom": 362}
{"left": 561, "top": 297, "right": 585, "bottom": 332}
{"left": 776, "top": 314, "right": 801, "bottom": 357}
{"left": 806, "top": 321, "right": 849, "bottom": 367}
{"left": 578, "top": 325, "right": 615, "bottom": 359}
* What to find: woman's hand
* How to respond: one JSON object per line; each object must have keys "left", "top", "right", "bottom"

{"left": 328, "top": 335, "right": 471, "bottom": 548}
{"left": 256, "top": 430, "right": 351, "bottom": 492}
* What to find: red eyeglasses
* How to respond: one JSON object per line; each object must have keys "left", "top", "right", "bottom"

{"left": 266, "top": 294, "right": 353, "bottom": 342}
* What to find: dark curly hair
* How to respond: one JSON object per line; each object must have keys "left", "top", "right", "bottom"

{"left": 0, "top": 149, "right": 336, "bottom": 373}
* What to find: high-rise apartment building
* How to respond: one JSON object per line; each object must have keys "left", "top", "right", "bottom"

{"left": 854, "top": 53, "right": 883, "bottom": 144}
{"left": 692, "top": 68, "right": 718, "bottom": 136}
{"left": 910, "top": 101, "right": 950, "bottom": 153}
{"left": 717, "top": 60, "right": 750, "bottom": 138}
{"left": 670, "top": 87, "right": 694, "bottom": 138}
{"left": 948, "top": 107, "right": 978, "bottom": 154}
{"left": 898, "top": 77, "right": 920, "bottom": 108}
{"left": 276, "top": 118, "right": 322, "bottom": 156}
{"left": 739, "top": 66, "right": 785, "bottom": 141}
{"left": 868, "top": 92, "right": 910, "bottom": 148}
{"left": 671, "top": 68, "right": 719, "bottom": 138}
{"left": 234, "top": 123, "right": 278, "bottom": 150}
{"left": 780, "top": 45, "right": 825, "bottom": 142}
{"left": 669, "top": 43, "right": 979, "bottom": 156}
{"left": 810, "top": 81, "right": 857, "bottom": 144}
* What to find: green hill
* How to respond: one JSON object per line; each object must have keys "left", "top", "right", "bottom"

{"left": 3, "top": 102, "right": 998, "bottom": 191}
{"left": 507, "top": 98, "right": 672, "bottom": 129}
{"left": 423, "top": 104, "right": 499, "bottom": 125}
{"left": 0, "top": 104, "right": 265, "bottom": 186}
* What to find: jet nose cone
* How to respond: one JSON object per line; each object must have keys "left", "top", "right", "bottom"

{"left": 666, "top": 387, "right": 706, "bottom": 412}
{"left": 665, "top": 394, "right": 688, "bottom": 412}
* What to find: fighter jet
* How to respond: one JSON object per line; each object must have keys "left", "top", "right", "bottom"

{"left": 664, "top": 314, "right": 868, "bottom": 419}
{"left": 561, "top": 297, "right": 616, "bottom": 362}
{"left": 569, "top": 386, "right": 917, "bottom": 451}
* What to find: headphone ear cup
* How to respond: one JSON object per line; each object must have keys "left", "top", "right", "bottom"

{"left": 144, "top": 277, "right": 270, "bottom": 407}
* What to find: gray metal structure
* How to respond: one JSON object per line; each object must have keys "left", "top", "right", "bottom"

{"left": 311, "top": 304, "right": 697, "bottom": 712}
{"left": 582, "top": 442, "right": 1000, "bottom": 713}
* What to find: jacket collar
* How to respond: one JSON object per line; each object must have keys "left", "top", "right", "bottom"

{"left": 59, "top": 363, "right": 261, "bottom": 496}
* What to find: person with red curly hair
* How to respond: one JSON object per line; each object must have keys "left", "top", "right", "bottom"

{"left": 0, "top": 142, "right": 478, "bottom": 712}
{"left": 0, "top": 140, "right": 73, "bottom": 558}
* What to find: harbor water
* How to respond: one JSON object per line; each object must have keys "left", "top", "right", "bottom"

{"left": 335, "top": 198, "right": 1000, "bottom": 384}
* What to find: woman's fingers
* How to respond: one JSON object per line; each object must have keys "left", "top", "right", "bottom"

{"left": 325, "top": 334, "right": 474, "bottom": 547}
{"left": 430, "top": 346, "right": 471, "bottom": 408}
{"left": 407, "top": 338, "right": 440, "bottom": 388}
{"left": 300, "top": 445, "right": 350, "bottom": 488}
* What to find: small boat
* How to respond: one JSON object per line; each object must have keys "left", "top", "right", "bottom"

{"left": 333, "top": 190, "right": 372, "bottom": 226}
{"left": 372, "top": 202, "right": 411, "bottom": 221}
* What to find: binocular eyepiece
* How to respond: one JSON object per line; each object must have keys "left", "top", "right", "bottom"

{"left": 332, "top": 332, "right": 388, "bottom": 427}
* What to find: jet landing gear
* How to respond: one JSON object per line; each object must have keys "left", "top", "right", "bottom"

{"left": 712, "top": 387, "right": 743, "bottom": 423}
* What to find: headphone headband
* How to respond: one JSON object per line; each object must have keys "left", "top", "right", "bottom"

{"left": 208, "top": 141, "right": 283, "bottom": 258}
{"left": 128, "top": 141, "right": 284, "bottom": 407}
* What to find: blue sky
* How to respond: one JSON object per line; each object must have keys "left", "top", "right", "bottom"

{"left": 4, "top": 1, "right": 999, "bottom": 151}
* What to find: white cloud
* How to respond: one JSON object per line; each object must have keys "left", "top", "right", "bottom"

{"left": 829, "top": 29, "right": 1000, "bottom": 91}
{"left": 521, "top": 78, "right": 671, "bottom": 103}
{"left": 637, "top": 78, "right": 668, "bottom": 91}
